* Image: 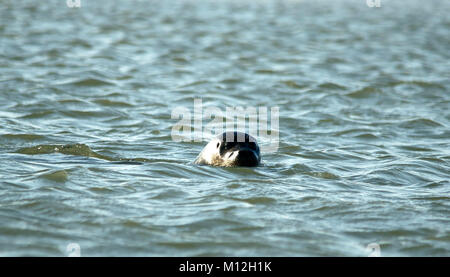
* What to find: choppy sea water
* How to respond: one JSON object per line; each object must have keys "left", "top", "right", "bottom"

{"left": 0, "top": 0, "right": 449, "bottom": 256}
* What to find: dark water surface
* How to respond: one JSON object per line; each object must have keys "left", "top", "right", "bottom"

{"left": 0, "top": 0, "right": 449, "bottom": 256}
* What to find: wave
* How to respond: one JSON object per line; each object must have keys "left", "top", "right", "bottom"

{"left": 16, "top": 143, "right": 150, "bottom": 163}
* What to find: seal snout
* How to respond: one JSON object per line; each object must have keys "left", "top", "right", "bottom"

{"left": 234, "top": 148, "right": 259, "bottom": 167}
{"left": 226, "top": 142, "right": 259, "bottom": 167}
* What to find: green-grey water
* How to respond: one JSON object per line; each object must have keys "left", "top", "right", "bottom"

{"left": 0, "top": 0, "right": 449, "bottom": 256}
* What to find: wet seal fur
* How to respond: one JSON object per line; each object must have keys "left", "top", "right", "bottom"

{"left": 195, "top": 132, "right": 261, "bottom": 167}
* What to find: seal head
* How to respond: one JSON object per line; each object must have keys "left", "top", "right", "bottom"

{"left": 195, "top": 132, "right": 261, "bottom": 167}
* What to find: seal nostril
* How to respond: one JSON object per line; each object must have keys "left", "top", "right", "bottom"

{"left": 216, "top": 142, "right": 220, "bottom": 148}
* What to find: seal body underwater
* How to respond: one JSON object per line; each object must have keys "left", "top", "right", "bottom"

{"left": 195, "top": 132, "right": 261, "bottom": 167}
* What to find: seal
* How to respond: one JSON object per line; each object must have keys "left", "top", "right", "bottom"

{"left": 194, "top": 131, "right": 261, "bottom": 167}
